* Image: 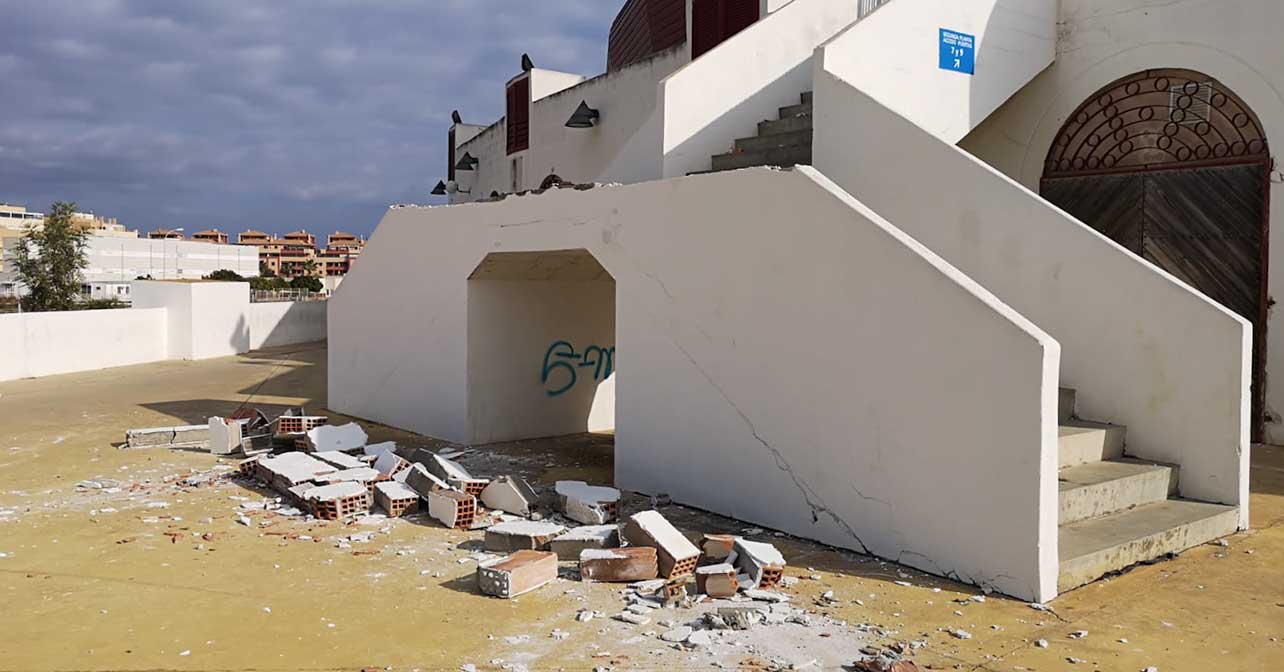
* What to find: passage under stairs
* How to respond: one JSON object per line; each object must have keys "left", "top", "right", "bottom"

{"left": 1056, "top": 387, "right": 1238, "bottom": 593}
{"left": 706, "top": 91, "right": 814, "bottom": 173}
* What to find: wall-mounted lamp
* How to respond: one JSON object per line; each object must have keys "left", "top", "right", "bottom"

{"left": 455, "top": 152, "right": 479, "bottom": 171}
{"left": 431, "top": 180, "right": 447, "bottom": 196}
{"left": 451, "top": 110, "right": 462, "bottom": 125}
{"left": 565, "top": 101, "right": 600, "bottom": 129}
{"left": 521, "top": 53, "right": 535, "bottom": 72}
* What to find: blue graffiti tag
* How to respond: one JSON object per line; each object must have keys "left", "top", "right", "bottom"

{"left": 542, "top": 340, "right": 615, "bottom": 397}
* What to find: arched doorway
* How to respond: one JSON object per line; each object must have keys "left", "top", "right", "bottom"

{"left": 1041, "top": 68, "right": 1271, "bottom": 439}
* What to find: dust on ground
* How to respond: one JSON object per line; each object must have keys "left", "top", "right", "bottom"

{"left": 1, "top": 344, "right": 1282, "bottom": 672}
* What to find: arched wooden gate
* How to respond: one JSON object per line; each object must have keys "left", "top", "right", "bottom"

{"left": 1041, "top": 69, "right": 1271, "bottom": 439}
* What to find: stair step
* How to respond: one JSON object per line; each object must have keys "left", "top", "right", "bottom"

{"left": 1058, "top": 499, "right": 1238, "bottom": 593}
{"left": 800, "top": 91, "right": 813, "bottom": 105}
{"left": 1059, "top": 459, "right": 1178, "bottom": 525}
{"left": 1059, "top": 387, "right": 1076, "bottom": 423}
{"left": 778, "top": 102, "right": 812, "bottom": 119}
{"left": 711, "top": 144, "right": 812, "bottom": 172}
{"left": 1058, "top": 421, "right": 1124, "bottom": 468}
{"left": 758, "top": 114, "right": 813, "bottom": 136}
{"left": 735, "top": 129, "right": 813, "bottom": 153}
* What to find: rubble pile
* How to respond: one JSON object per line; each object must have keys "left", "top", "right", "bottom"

{"left": 124, "top": 409, "right": 912, "bottom": 668}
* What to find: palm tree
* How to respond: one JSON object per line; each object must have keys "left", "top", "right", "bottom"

{"left": 301, "top": 258, "right": 319, "bottom": 278}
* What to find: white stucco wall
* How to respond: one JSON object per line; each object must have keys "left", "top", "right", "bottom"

{"left": 816, "top": 0, "right": 1056, "bottom": 144}
{"left": 452, "top": 122, "right": 508, "bottom": 202}
{"left": 248, "top": 301, "right": 328, "bottom": 350}
{"left": 131, "top": 281, "right": 250, "bottom": 360}
{"left": 959, "top": 0, "right": 1284, "bottom": 446}
{"left": 330, "top": 167, "right": 1061, "bottom": 601}
{"left": 467, "top": 278, "right": 615, "bottom": 443}
{"left": 527, "top": 47, "right": 687, "bottom": 188}
{"left": 529, "top": 69, "right": 589, "bottom": 102}
{"left": 0, "top": 309, "right": 168, "bottom": 382}
{"left": 660, "top": 0, "right": 866, "bottom": 178}
{"left": 813, "top": 0, "right": 1249, "bottom": 528}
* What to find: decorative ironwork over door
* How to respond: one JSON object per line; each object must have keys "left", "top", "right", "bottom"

{"left": 1042, "top": 69, "right": 1271, "bottom": 440}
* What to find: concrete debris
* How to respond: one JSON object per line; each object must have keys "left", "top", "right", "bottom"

{"left": 257, "top": 452, "right": 335, "bottom": 489}
{"left": 125, "top": 424, "right": 210, "bottom": 449}
{"left": 1035, "top": 639, "right": 1049, "bottom": 648}
{"left": 733, "top": 538, "right": 786, "bottom": 588}
{"left": 622, "top": 510, "right": 700, "bottom": 579}
{"left": 208, "top": 417, "right": 248, "bottom": 456}
{"left": 660, "top": 626, "right": 693, "bottom": 643}
{"left": 374, "top": 451, "right": 412, "bottom": 478}
{"left": 613, "top": 612, "right": 651, "bottom": 626}
{"left": 403, "top": 464, "right": 450, "bottom": 498}
{"left": 424, "top": 452, "right": 475, "bottom": 484}
{"left": 696, "top": 563, "right": 739, "bottom": 598}
{"left": 484, "top": 521, "right": 567, "bottom": 553}
{"left": 306, "top": 482, "right": 371, "bottom": 520}
{"left": 1068, "top": 630, "right": 1088, "bottom": 639}
{"left": 477, "top": 550, "right": 558, "bottom": 599}
{"left": 555, "top": 481, "right": 621, "bottom": 525}
{"left": 316, "top": 467, "right": 382, "bottom": 487}
{"left": 549, "top": 524, "right": 621, "bottom": 561}
{"left": 305, "top": 422, "right": 368, "bottom": 453}
{"left": 950, "top": 629, "right": 973, "bottom": 640}
{"left": 312, "top": 451, "right": 366, "bottom": 470}
{"left": 364, "top": 441, "right": 397, "bottom": 456}
{"left": 480, "top": 476, "right": 540, "bottom": 517}
{"left": 580, "top": 547, "right": 660, "bottom": 583}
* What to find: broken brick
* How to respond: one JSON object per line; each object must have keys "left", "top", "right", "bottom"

{"left": 427, "top": 489, "right": 477, "bottom": 529}
{"left": 580, "top": 547, "right": 659, "bottom": 583}
{"left": 696, "top": 563, "right": 739, "bottom": 598}
{"left": 373, "top": 481, "right": 419, "bottom": 517}
{"left": 622, "top": 510, "right": 700, "bottom": 579}
{"left": 554, "top": 481, "right": 620, "bottom": 525}
{"left": 733, "top": 538, "right": 787, "bottom": 589}
{"left": 701, "top": 534, "right": 737, "bottom": 563}
{"left": 477, "top": 550, "right": 558, "bottom": 598}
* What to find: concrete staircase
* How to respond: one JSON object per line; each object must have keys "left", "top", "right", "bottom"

{"left": 1056, "top": 387, "right": 1238, "bottom": 592}
{"left": 708, "top": 91, "right": 813, "bottom": 172}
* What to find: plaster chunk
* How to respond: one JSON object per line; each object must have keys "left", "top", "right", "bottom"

{"left": 305, "top": 422, "right": 368, "bottom": 453}
{"left": 484, "top": 521, "right": 567, "bottom": 553}
{"left": 312, "top": 451, "right": 366, "bottom": 470}
{"left": 555, "top": 480, "right": 621, "bottom": 524}
{"left": 549, "top": 524, "right": 621, "bottom": 561}
{"left": 480, "top": 476, "right": 539, "bottom": 516}
{"left": 363, "top": 441, "right": 397, "bottom": 456}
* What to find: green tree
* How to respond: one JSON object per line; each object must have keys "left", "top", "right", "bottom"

{"left": 15, "top": 202, "right": 90, "bottom": 312}
{"left": 205, "top": 269, "right": 245, "bottom": 281}
{"left": 259, "top": 260, "right": 276, "bottom": 278}
{"left": 289, "top": 275, "right": 322, "bottom": 292}
{"left": 301, "top": 258, "right": 319, "bottom": 278}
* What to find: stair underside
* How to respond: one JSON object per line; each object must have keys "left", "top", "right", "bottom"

{"left": 1058, "top": 498, "right": 1238, "bottom": 592}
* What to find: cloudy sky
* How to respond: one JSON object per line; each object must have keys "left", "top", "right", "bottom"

{"left": 0, "top": 0, "right": 620, "bottom": 238}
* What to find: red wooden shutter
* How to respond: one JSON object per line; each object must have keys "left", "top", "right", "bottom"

{"left": 691, "top": 0, "right": 719, "bottom": 59}
{"left": 506, "top": 77, "right": 530, "bottom": 155}
{"left": 692, "top": 0, "right": 759, "bottom": 59}
{"left": 448, "top": 127, "right": 456, "bottom": 182}
{"left": 722, "top": 0, "right": 759, "bottom": 40}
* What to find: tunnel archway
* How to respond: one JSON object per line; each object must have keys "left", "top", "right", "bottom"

{"left": 466, "top": 249, "right": 616, "bottom": 444}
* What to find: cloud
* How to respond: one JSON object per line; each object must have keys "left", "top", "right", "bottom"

{"left": 0, "top": 0, "right": 622, "bottom": 238}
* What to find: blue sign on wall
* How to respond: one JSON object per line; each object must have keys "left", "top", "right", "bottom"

{"left": 939, "top": 28, "right": 976, "bottom": 75}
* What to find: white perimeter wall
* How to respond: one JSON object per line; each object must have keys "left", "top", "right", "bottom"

{"left": 960, "top": 0, "right": 1284, "bottom": 446}
{"left": 0, "top": 285, "right": 327, "bottom": 382}
{"left": 0, "top": 309, "right": 167, "bottom": 381}
{"left": 248, "top": 301, "right": 328, "bottom": 351}
{"left": 330, "top": 167, "right": 1061, "bottom": 601}
{"left": 813, "top": 0, "right": 1249, "bottom": 528}
{"left": 467, "top": 277, "right": 615, "bottom": 443}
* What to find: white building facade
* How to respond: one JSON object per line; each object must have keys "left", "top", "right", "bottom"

{"left": 1, "top": 235, "right": 259, "bottom": 300}
{"left": 336, "top": 0, "right": 1282, "bottom": 601}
